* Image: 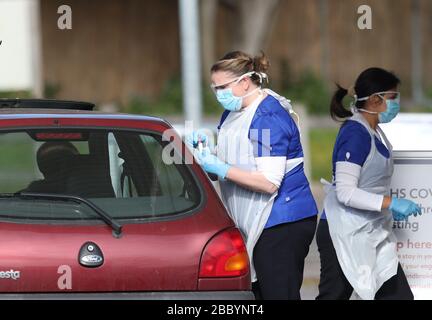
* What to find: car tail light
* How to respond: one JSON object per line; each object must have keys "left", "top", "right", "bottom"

{"left": 199, "top": 228, "right": 249, "bottom": 278}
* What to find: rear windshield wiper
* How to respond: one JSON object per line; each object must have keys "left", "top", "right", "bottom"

{"left": 1, "top": 192, "right": 122, "bottom": 238}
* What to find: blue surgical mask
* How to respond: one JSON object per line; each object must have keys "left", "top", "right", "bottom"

{"left": 215, "top": 88, "right": 243, "bottom": 112}
{"left": 378, "top": 98, "right": 400, "bottom": 123}
{"left": 212, "top": 71, "right": 265, "bottom": 112}
{"left": 215, "top": 87, "right": 260, "bottom": 112}
{"left": 355, "top": 91, "right": 400, "bottom": 123}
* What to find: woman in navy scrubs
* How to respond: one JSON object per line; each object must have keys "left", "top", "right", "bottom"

{"left": 316, "top": 68, "right": 420, "bottom": 300}
{"left": 188, "top": 51, "right": 318, "bottom": 300}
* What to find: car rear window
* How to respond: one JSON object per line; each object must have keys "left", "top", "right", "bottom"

{"left": 0, "top": 129, "right": 201, "bottom": 222}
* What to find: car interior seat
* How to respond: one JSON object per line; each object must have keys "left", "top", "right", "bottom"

{"left": 65, "top": 154, "right": 115, "bottom": 198}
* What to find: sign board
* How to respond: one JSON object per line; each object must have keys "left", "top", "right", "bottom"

{"left": 382, "top": 114, "right": 432, "bottom": 300}
{"left": 390, "top": 151, "right": 432, "bottom": 300}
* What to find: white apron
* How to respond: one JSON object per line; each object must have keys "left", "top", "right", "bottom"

{"left": 217, "top": 92, "right": 303, "bottom": 282}
{"left": 323, "top": 112, "right": 399, "bottom": 300}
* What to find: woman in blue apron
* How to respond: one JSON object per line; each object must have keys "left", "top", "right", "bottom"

{"left": 188, "top": 51, "right": 318, "bottom": 300}
{"left": 316, "top": 68, "right": 421, "bottom": 300}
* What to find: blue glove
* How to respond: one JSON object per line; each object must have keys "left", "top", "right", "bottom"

{"left": 185, "top": 131, "right": 209, "bottom": 149}
{"left": 389, "top": 198, "right": 422, "bottom": 221}
{"left": 196, "top": 148, "right": 231, "bottom": 179}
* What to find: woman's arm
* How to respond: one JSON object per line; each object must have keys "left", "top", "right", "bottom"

{"left": 226, "top": 167, "right": 278, "bottom": 194}
{"left": 225, "top": 156, "right": 287, "bottom": 194}
{"left": 195, "top": 149, "right": 280, "bottom": 194}
{"left": 335, "top": 161, "right": 389, "bottom": 212}
{"left": 381, "top": 195, "right": 392, "bottom": 209}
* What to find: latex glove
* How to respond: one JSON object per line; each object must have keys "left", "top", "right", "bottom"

{"left": 185, "top": 131, "right": 209, "bottom": 150}
{"left": 196, "top": 148, "right": 231, "bottom": 179}
{"left": 390, "top": 198, "right": 422, "bottom": 221}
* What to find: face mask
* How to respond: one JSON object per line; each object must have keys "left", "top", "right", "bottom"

{"left": 378, "top": 97, "right": 400, "bottom": 123}
{"left": 212, "top": 71, "right": 265, "bottom": 112}
{"left": 355, "top": 91, "right": 400, "bottom": 123}
{"left": 215, "top": 87, "right": 259, "bottom": 112}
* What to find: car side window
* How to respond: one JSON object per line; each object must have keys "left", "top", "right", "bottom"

{"left": 139, "top": 135, "right": 186, "bottom": 198}
{"left": 108, "top": 132, "right": 138, "bottom": 198}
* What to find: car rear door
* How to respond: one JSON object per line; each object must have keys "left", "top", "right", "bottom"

{"left": 0, "top": 117, "right": 233, "bottom": 294}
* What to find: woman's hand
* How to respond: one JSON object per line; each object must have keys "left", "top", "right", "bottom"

{"left": 388, "top": 197, "right": 422, "bottom": 221}
{"left": 196, "top": 149, "right": 231, "bottom": 179}
{"left": 185, "top": 130, "right": 210, "bottom": 149}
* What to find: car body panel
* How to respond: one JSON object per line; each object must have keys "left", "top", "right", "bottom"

{"left": 0, "top": 108, "right": 250, "bottom": 295}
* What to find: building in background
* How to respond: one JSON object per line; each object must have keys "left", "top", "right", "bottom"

{"left": 1, "top": 0, "right": 431, "bottom": 109}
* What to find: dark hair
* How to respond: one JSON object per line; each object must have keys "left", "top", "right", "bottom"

{"left": 330, "top": 67, "right": 401, "bottom": 121}
{"left": 37, "top": 141, "right": 78, "bottom": 177}
{"left": 211, "top": 51, "right": 270, "bottom": 86}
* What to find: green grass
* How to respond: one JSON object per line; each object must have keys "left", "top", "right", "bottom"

{"left": 309, "top": 128, "right": 338, "bottom": 182}
{"left": 0, "top": 90, "right": 32, "bottom": 99}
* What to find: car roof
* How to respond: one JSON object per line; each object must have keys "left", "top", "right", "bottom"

{"left": 0, "top": 99, "right": 169, "bottom": 125}
{"left": 0, "top": 108, "right": 170, "bottom": 125}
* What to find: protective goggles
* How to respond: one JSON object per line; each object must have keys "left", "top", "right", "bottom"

{"left": 210, "top": 71, "right": 267, "bottom": 93}
{"left": 355, "top": 91, "right": 400, "bottom": 102}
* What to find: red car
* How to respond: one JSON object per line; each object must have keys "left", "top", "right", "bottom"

{"left": 0, "top": 99, "right": 252, "bottom": 299}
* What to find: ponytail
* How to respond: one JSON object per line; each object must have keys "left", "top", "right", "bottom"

{"left": 330, "top": 84, "right": 353, "bottom": 121}
{"left": 252, "top": 51, "right": 270, "bottom": 74}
